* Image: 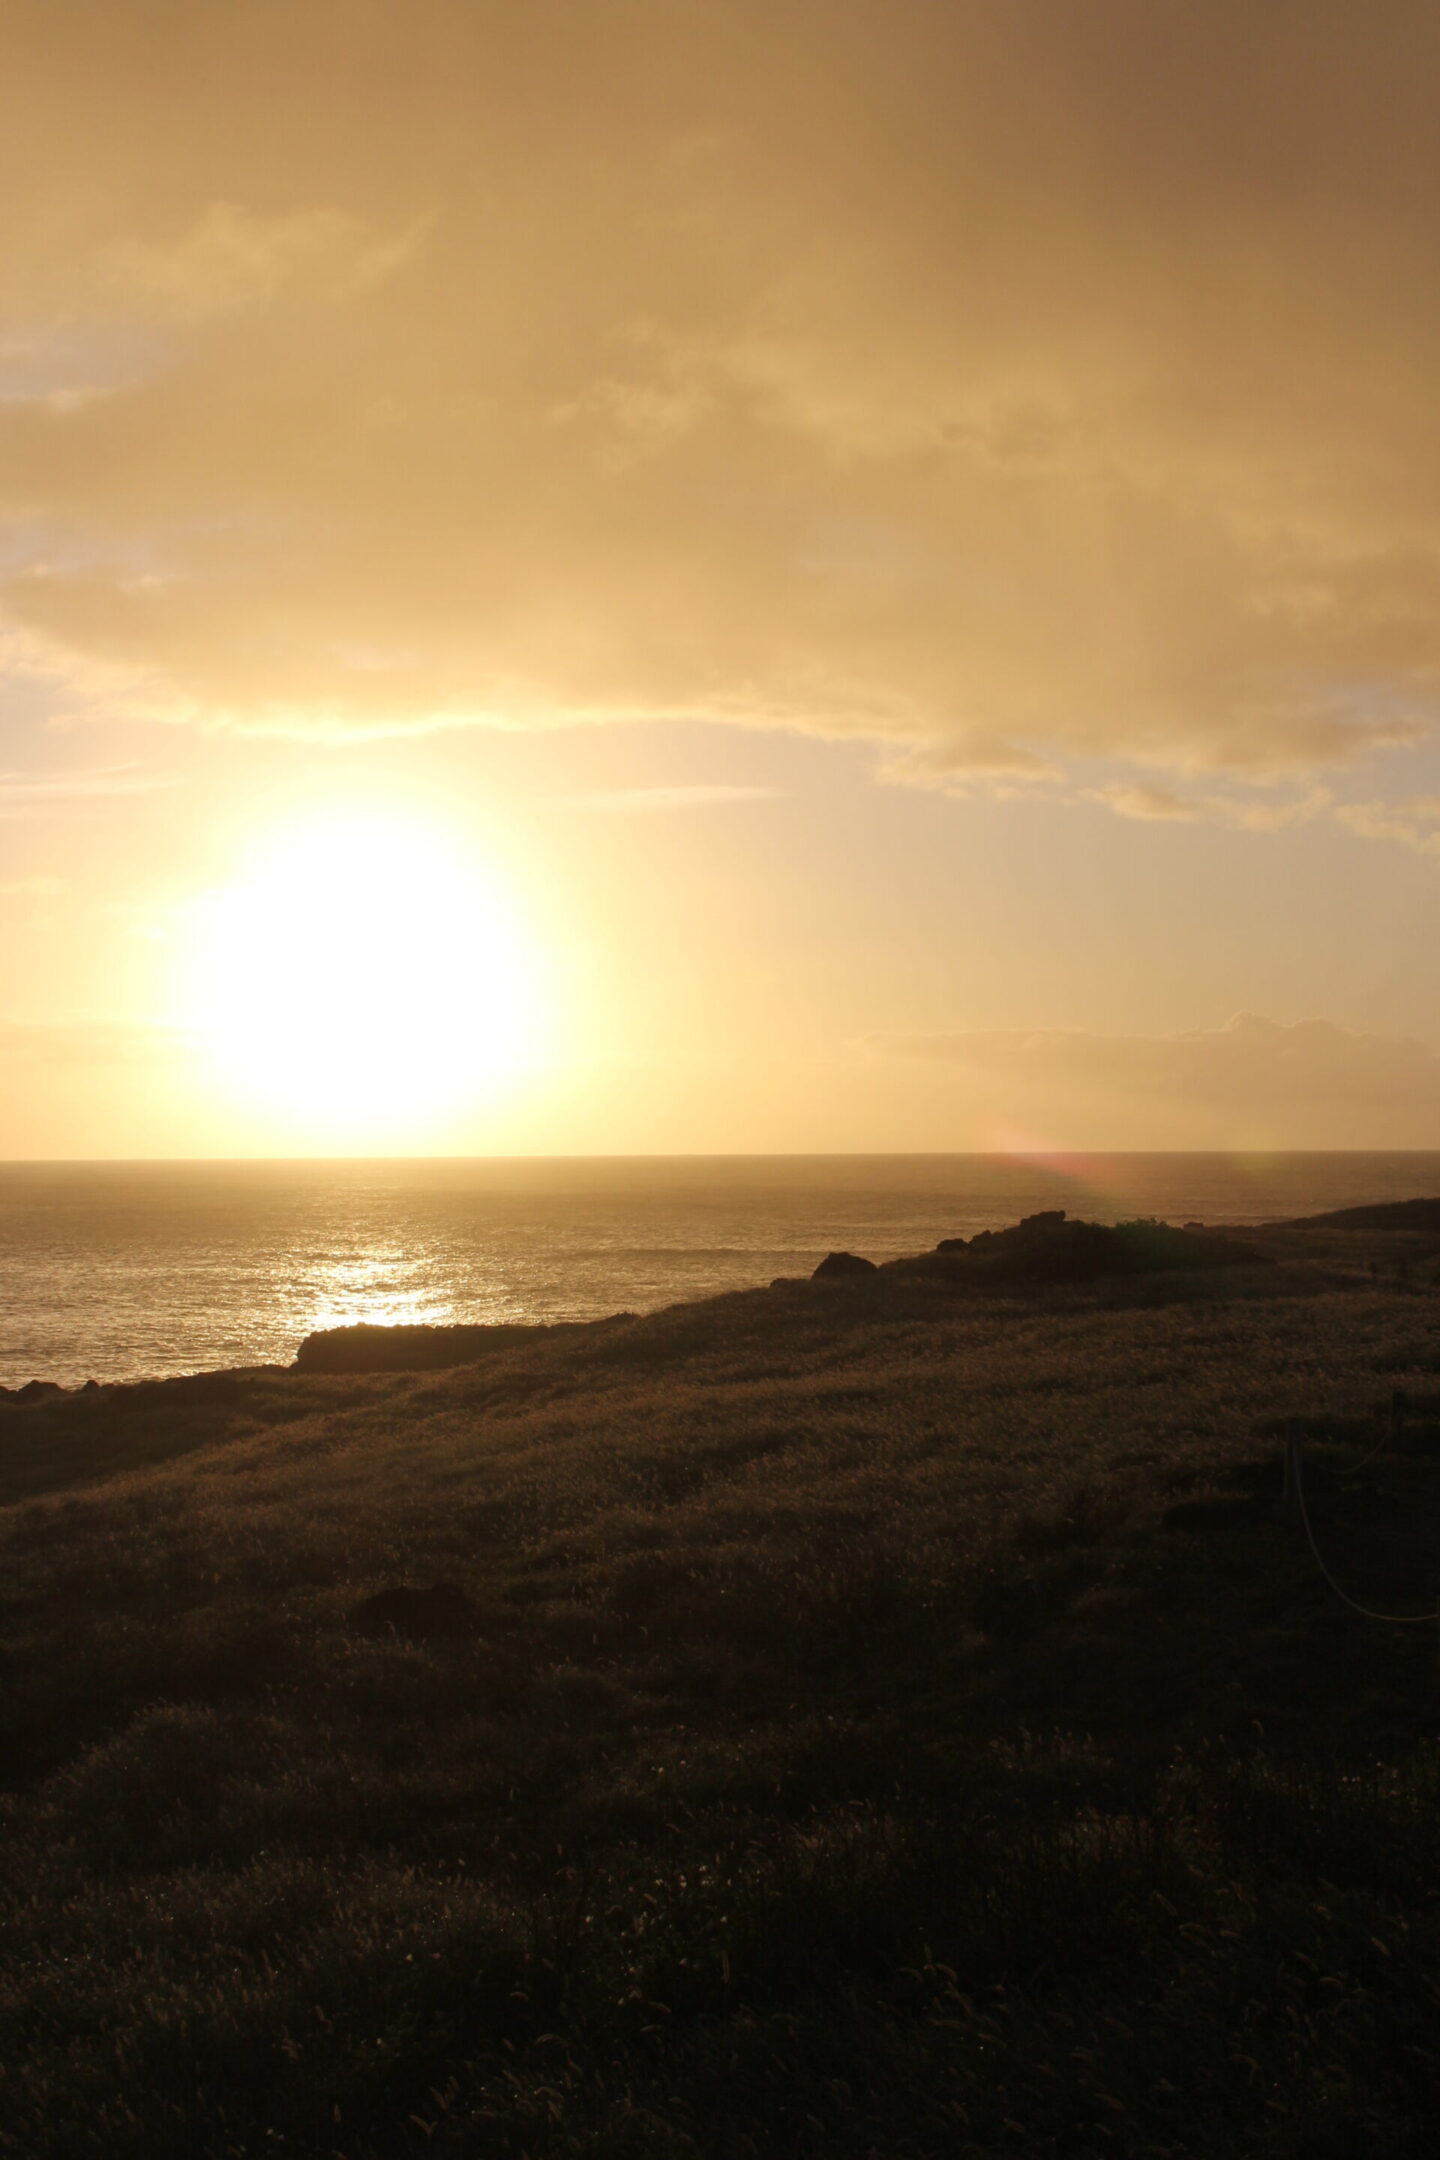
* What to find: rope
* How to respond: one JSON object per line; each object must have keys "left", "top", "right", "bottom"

{"left": 1338, "top": 1426, "right": 1391, "bottom": 1478}
{"left": 1336, "top": 1392, "right": 1409, "bottom": 1479}
{"left": 1287, "top": 1429, "right": 1437, "bottom": 1627}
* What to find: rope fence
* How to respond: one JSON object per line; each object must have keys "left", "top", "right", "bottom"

{"left": 1331, "top": 1388, "right": 1414, "bottom": 1481}
{"left": 1282, "top": 1419, "right": 1439, "bottom": 1630}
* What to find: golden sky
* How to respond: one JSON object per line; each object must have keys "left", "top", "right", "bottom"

{"left": 3, "top": 1, "right": 1440, "bottom": 1154}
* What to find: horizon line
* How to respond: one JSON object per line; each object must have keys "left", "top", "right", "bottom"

{"left": 5, "top": 1147, "right": 1440, "bottom": 1168}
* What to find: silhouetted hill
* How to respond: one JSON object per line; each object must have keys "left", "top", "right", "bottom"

{"left": 1287, "top": 1194, "right": 1440, "bottom": 1231}
{"left": 882, "top": 1207, "right": 1265, "bottom": 1284}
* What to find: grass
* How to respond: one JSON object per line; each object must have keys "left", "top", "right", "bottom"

{"left": 3, "top": 1228, "right": 1440, "bottom": 2155}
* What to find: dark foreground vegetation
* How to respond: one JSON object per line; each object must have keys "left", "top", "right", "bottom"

{"left": 4, "top": 1212, "right": 1440, "bottom": 2156}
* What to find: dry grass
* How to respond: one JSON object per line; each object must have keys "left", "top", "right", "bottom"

{"left": 3, "top": 1241, "right": 1440, "bottom": 2155}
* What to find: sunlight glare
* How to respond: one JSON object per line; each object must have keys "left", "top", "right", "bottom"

{"left": 190, "top": 811, "right": 546, "bottom": 1140}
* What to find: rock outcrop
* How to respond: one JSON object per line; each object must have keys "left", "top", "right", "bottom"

{"left": 811, "top": 1251, "right": 879, "bottom": 1279}
{"left": 888, "top": 1210, "right": 1264, "bottom": 1286}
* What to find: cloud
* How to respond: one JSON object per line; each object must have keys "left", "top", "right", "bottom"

{"left": 567, "top": 784, "right": 783, "bottom": 813}
{"left": 0, "top": 765, "right": 173, "bottom": 813}
{"left": 1085, "top": 784, "right": 1199, "bottom": 823}
{"left": 869, "top": 1013, "right": 1440, "bottom": 1146}
{"left": 1085, "top": 780, "right": 1337, "bottom": 832}
{"left": 876, "top": 738, "right": 1062, "bottom": 792}
{"left": 97, "top": 202, "right": 423, "bottom": 326}
{"left": 1333, "top": 797, "right": 1440, "bottom": 855}
{"left": 5, "top": 3, "right": 1440, "bottom": 783}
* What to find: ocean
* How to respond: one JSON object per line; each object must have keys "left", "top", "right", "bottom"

{"left": 2, "top": 1152, "right": 1438, "bottom": 1389}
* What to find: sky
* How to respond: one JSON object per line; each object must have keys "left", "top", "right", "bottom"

{"left": 3, "top": 0, "right": 1440, "bottom": 1156}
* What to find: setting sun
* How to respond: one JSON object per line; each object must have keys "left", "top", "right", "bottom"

{"left": 186, "top": 811, "right": 546, "bottom": 1141}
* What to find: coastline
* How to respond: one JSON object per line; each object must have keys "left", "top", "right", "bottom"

{"left": 4, "top": 1194, "right": 1437, "bottom": 1400}
{"left": 5, "top": 1205, "right": 1440, "bottom": 2151}
{"left": 8, "top": 1150, "right": 1440, "bottom": 1391}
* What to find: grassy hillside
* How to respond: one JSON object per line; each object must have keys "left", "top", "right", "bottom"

{"left": 4, "top": 1231, "right": 1440, "bottom": 2156}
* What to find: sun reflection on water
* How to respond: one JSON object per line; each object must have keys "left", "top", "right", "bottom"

{"left": 296, "top": 1246, "right": 458, "bottom": 1336}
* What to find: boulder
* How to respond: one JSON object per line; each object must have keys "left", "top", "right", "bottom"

{"left": 811, "top": 1251, "right": 878, "bottom": 1279}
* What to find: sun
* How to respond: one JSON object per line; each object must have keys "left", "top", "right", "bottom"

{"left": 188, "top": 810, "right": 547, "bottom": 1142}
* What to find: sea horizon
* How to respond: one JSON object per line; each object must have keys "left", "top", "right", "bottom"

{"left": 4, "top": 1149, "right": 1438, "bottom": 1390}
{"left": 8, "top": 1146, "right": 1440, "bottom": 1162}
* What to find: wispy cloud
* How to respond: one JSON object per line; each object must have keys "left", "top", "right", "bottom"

{"left": 1082, "top": 780, "right": 1337, "bottom": 833}
{"left": 1084, "top": 782, "right": 1199, "bottom": 822}
{"left": 1333, "top": 797, "right": 1440, "bottom": 856}
{"left": 97, "top": 202, "right": 427, "bottom": 327}
{"left": 566, "top": 784, "right": 784, "bottom": 814}
{"left": 0, "top": 765, "right": 173, "bottom": 814}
